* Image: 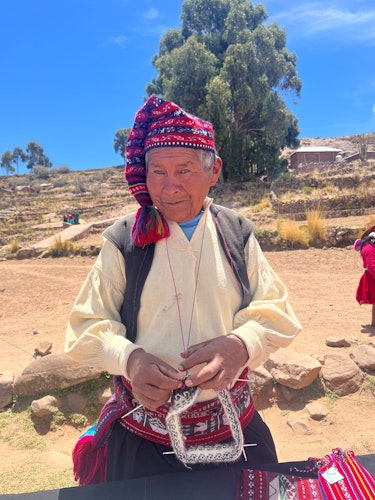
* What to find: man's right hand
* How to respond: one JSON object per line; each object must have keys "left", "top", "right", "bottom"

{"left": 127, "top": 349, "right": 183, "bottom": 410}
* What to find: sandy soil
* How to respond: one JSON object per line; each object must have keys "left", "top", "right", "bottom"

{"left": 1, "top": 242, "right": 374, "bottom": 492}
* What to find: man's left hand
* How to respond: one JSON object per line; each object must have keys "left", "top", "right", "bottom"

{"left": 178, "top": 334, "right": 249, "bottom": 391}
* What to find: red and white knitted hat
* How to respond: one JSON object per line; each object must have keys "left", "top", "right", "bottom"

{"left": 125, "top": 96, "right": 216, "bottom": 247}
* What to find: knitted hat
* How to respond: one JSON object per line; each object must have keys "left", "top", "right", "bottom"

{"left": 125, "top": 95, "right": 216, "bottom": 246}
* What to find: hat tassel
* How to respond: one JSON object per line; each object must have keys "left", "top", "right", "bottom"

{"left": 131, "top": 206, "right": 170, "bottom": 247}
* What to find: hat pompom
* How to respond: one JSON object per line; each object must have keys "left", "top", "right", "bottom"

{"left": 354, "top": 239, "right": 361, "bottom": 251}
{"left": 131, "top": 206, "right": 170, "bottom": 246}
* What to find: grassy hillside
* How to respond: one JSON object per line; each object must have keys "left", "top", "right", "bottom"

{"left": 1, "top": 146, "right": 375, "bottom": 254}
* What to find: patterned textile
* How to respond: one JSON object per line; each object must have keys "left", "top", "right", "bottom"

{"left": 317, "top": 448, "right": 375, "bottom": 499}
{"left": 237, "top": 469, "right": 324, "bottom": 499}
{"left": 119, "top": 369, "right": 254, "bottom": 447}
{"left": 125, "top": 95, "right": 216, "bottom": 246}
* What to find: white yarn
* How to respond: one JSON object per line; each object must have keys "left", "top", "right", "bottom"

{"left": 166, "top": 386, "right": 244, "bottom": 466}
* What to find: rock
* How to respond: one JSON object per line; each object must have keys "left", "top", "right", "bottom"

{"left": 321, "top": 354, "right": 364, "bottom": 396}
{"left": 98, "top": 386, "right": 112, "bottom": 404}
{"left": 13, "top": 353, "right": 103, "bottom": 396}
{"left": 15, "top": 248, "right": 34, "bottom": 259}
{"left": 31, "top": 395, "right": 59, "bottom": 418}
{"left": 287, "top": 414, "right": 313, "bottom": 435}
{"left": 66, "top": 393, "right": 86, "bottom": 413}
{"left": 325, "top": 336, "right": 351, "bottom": 348}
{"left": 276, "top": 384, "right": 300, "bottom": 403}
{"left": 350, "top": 344, "right": 375, "bottom": 371}
{"left": 248, "top": 366, "right": 274, "bottom": 396}
{"left": 34, "top": 341, "right": 53, "bottom": 357}
{"left": 0, "top": 371, "right": 14, "bottom": 410}
{"left": 264, "top": 349, "right": 321, "bottom": 389}
{"left": 306, "top": 402, "right": 328, "bottom": 421}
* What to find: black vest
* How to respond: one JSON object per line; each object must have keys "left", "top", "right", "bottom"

{"left": 103, "top": 204, "right": 254, "bottom": 342}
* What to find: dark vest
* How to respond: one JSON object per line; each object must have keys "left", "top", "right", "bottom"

{"left": 103, "top": 204, "right": 254, "bottom": 342}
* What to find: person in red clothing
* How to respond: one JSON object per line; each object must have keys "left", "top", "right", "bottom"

{"left": 355, "top": 226, "right": 375, "bottom": 326}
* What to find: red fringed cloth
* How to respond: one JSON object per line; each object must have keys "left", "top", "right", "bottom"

{"left": 317, "top": 448, "right": 375, "bottom": 499}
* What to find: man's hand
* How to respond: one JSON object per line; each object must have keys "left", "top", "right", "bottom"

{"left": 127, "top": 349, "right": 183, "bottom": 410}
{"left": 178, "top": 335, "right": 248, "bottom": 391}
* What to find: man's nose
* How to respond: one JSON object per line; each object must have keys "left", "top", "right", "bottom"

{"left": 162, "top": 175, "right": 180, "bottom": 192}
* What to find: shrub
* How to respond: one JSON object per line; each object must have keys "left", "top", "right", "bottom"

{"left": 9, "top": 238, "right": 19, "bottom": 253}
{"left": 50, "top": 236, "right": 74, "bottom": 257}
{"left": 306, "top": 210, "right": 327, "bottom": 244}
{"left": 33, "top": 166, "right": 50, "bottom": 179}
{"left": 277, "top": 219, "right": 308, "bottom": 247}
{"left": 55, "top": 165, "right": 70, "bottom": 174}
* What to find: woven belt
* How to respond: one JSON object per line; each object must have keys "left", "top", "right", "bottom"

{"left": 119, "top": 368, "right": 254, "bottom": 448}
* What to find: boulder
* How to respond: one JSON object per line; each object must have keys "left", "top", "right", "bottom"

{"left": 350, "top": 344, "right": 375, "bottom": 371}
{"left": 264, "top": 350, "right": 321, "bottom": 389}
{"left": 321, "top": 354, "right": 364, "bottom": 396}
{"left": 0, "top": 371, "right": 14, "bottom": 410}
{"left": 13, "top": 353, "right": 102, "bottom": 396}
{"left": 31, "top": 395, "right": 59, "bottom": 418}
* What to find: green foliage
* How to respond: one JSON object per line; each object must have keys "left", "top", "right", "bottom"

{"left": 25, "top": 141, "right": 52, "bottom": 170}
{"left": 147, "top": 0, "right": 301, "bottom": 181}
{"left": 114, "top": 128, "right": 131, "bottom": 161}
{"left": 0, "top": 150, "right": 15, "bottom": 175}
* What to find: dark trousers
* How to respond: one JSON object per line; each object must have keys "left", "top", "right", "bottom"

{"left": 107, "top": 410, "right": 278, "bottom": 481}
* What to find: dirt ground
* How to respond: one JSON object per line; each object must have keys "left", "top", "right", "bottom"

{"left": 1, "top": 239, "right": 375, "bottom": 492}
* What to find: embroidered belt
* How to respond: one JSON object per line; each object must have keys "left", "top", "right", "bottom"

{"left": 118, "top": 369, "right": 254, "bottom": 447}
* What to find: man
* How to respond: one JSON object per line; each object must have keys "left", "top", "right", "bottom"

{"left": 65, "top": 96, "right": 302, "bottom": 484}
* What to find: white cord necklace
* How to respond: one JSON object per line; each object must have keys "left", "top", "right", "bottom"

{"left": 164, "top": 213, "right": 244, "bottom": 466}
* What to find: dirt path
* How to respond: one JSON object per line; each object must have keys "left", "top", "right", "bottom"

{"left": 0, "top": 246, "right": 374, "bottom": 492}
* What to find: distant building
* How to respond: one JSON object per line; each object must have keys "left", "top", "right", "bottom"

{"left": 342, "top": 151, "right": 375, "bottom": 163}
{"left": 289, "top": 147, "right": 342, "bottom": 169}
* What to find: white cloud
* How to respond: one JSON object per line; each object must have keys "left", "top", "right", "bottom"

{"left": 107, "top": 35, "right": 127, "bottom": 49}
{"left": 142, "top": 8, "right": 159, "bottom": 21}
{"left": 271, "top": 3, "right": 375, "bottom": 44}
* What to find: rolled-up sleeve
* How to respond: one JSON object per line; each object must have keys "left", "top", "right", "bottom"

{"left": 65, "top": 238, "right": 141, "bottom": 377}
{"left": 232, "top": 233, "right": 302, "bottom": 369}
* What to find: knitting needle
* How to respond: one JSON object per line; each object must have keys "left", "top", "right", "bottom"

{"left": 123, "top": 404, "right": 143, "bottom": 418}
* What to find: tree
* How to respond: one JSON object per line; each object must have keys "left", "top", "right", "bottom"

{"left": 146, "top": 0, "right": 301, "bottom": 180}
{"left": 0, "top": 150, "right": 15, "bottom": 175}
{"left": 354, "top": 133, "right": 370, "bottom": 162}
{"left": 114, "top": 128, "right": 131, "bottom": 162}
{"left": 12, "top": 147, "right": 26, "bottom": 175}
{"left": 25, "top": 141, "right": 52, "bottom": 171}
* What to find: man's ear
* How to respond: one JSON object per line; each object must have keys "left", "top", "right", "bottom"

{"left": 210, "top": 157, "right": 222, "bottom": 187}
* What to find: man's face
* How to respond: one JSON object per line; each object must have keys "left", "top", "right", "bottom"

{"left": 146, "top": 147, "right": 222, "bottom": 222}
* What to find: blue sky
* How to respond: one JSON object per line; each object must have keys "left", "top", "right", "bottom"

{"left": 1, "top": 0, "right": 374, "bottom": 173}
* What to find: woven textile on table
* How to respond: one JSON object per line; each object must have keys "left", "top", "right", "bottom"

{"left": 237, "top": 469, "right": 324, "bottom": 499}
{"left": 317, "top": 448, "right": 375, "bottom": 499}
